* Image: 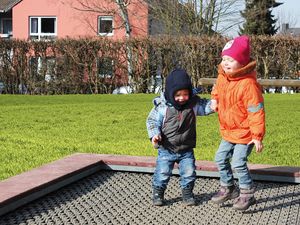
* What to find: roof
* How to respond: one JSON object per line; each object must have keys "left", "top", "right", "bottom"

{"left": 0, "top": 0, "right": 21, "bottom": 12}
{"left": 286, "top": 28, "right": 300, "bottom": 36}
{"left": 280, "top": 23, "right": 300, "bottom": 36}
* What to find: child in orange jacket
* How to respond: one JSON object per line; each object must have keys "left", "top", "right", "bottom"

{"left": 210, "top": 35, "right": 265, "bottom": 211}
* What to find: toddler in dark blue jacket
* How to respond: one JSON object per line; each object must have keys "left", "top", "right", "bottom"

{"left": 146, "top": 69, "right": 214, "bottom": 206}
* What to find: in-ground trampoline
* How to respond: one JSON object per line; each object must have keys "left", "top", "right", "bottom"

{"left": 0, "top": 154, "right": 299, "bottom": 225}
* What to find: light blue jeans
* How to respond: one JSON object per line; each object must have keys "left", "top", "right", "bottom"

{"left": 215, "top": 139, "right": 254, "bottom": 189}
{"left": 153, "top": 148, "right": 196, "bottom": 190}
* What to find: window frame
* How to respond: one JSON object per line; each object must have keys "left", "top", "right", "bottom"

{"left": 29, "top": 16, "right": 57, "bottom": 40}
{"left": 98, "top": 16, "right": 113, "bottom": 36}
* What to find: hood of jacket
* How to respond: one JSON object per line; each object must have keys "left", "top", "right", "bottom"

{"left": 164, "top": 69, "right": 193, "bottom": 110}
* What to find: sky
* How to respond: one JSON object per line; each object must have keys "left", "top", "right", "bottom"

{"left": 272, "top": 0, "right": 300, "bottom": 28}
{"left": 221, "top": 0, "right": 300, "bottom": 37}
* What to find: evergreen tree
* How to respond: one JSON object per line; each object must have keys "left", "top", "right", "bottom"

{"left": 240, "top": 0, "right": 282, "bottom": 35}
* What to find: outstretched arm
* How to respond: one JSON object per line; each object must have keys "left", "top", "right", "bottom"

{"left": 211, "top": 76, "right": 220, "bottom": 111}
{"left": 195, "top": 98, "right": 215, "bottom": 116}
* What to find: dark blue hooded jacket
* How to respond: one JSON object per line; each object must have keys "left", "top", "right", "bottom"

{"left": 146, "top": 69, "right": 213, "bottom": 152}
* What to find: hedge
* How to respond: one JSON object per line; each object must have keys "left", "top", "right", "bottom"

{"left": 0, "top": 35, "right": 299, "bottom": 94}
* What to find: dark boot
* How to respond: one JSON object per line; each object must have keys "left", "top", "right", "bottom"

{"left": 233, "top": 187, "right": 256, "bottom": 211}
{"left": 211, "top": 185, "right": 239, "bottom": 204}
{"left": 182, "top": 184, "right": 196, "bottom": 206}
{"left": 153, "top": 186, "right": 165, "bottom": 206}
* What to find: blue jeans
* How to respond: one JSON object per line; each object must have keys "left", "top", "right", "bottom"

{"left": 153, "top": 148, "right": 196, "bottom": 189}
{"left": 215, "top": 139, "right": 254, "bottom": 189}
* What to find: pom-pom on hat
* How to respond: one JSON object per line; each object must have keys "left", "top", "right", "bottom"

{"left": 221, "top": 35, "right": 250, "bottom": 66}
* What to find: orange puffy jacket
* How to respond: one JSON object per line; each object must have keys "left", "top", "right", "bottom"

{"left": 211, "top": 61, "right": 265, "bottom": 144}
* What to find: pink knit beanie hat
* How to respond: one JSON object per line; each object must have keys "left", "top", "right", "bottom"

{"left": 221, "top": 35, "right": 250, "bottom": 66}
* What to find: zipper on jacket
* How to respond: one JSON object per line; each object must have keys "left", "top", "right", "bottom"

{"left": 177, "top": 111, "right": 182, "bottom": 121}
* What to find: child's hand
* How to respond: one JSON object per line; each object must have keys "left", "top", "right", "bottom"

{"left": 210, "top": 99, "right": 218, "bottom": 111}
{"left": 152, "top": 135, "right": 161, "bottom": 149}
{"left": 248, "top": 139, "right": 263, "bottom": 153}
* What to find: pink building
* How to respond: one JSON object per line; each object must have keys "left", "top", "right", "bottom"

{"left": 0, "top": 0, "right": 168, "bottom": 93}
{"left": 0, "top": 0, "right": 156, "bottom": 40}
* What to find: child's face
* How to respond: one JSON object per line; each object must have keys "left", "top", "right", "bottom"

{"left": 174, "top": 89, "right": 189, "bottom": 105}
{"left": 221, "top": 55, "right": 243, "bottom": 73}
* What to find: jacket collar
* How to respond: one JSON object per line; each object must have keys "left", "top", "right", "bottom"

{"left": 218, "top": 60, "right": 257, "bottom": 81}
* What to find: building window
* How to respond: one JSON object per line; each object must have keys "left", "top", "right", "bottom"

{"left": 98, "top": 58, "right": 114, "bottom": 78}
{"left": 29, "top": 57, "right": 56, "bottom": 81}
{"left": 29, "top": 17, "right": 57, "bottom": 40}
{"left": 0, "top": 18, "right": 12, "bottom": 38}
{"left": 2, "top": 19, "right": 12, "bottom": 34}
{"left": 98, "top": 16, "right": 113, "bottom": 36}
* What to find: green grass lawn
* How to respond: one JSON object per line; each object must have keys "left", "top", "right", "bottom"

{"left": 0, "top": 94, "right": 299, "bottom": 180}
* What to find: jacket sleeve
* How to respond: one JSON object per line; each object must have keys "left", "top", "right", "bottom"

{"left": 146, "top": 105, "right": 164, "bottom": 139}
{"left": 195, "top": 98, "right": 215, "bottom": 116}
{"left": 243, "top": 83, "right": 266, "bottom": 141}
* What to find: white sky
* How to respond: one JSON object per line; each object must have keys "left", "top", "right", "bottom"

{"left": 272, "top": 0, "right": 300, "bottom": 28}
{"left": 221, "top": 0, "right": 300, "bottom": 37}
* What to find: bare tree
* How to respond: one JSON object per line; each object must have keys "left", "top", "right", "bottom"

{"left": 148, "top": 0, "right": 244, "bottom": 36}
{"left": 60, "top": 0, "right": 137, "bottom": 36}
{"left": 60, "top": 0, "right": 148, "bottom": 90}
{"left": 212, "top": 0, "right": 244, "bottom": 36}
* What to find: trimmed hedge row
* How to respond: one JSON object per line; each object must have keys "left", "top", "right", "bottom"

{"left": 0, "top": 35, "right": 299, "bottom": 94}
